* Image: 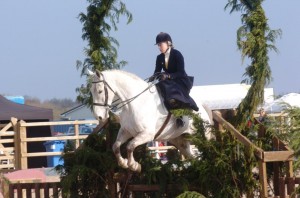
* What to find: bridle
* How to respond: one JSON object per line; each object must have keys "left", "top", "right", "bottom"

{"left": 92, "top": 72, "right": 116, "bottom": 109}
{"left": 92, "top": 72, "right": 157, "bottom": 112}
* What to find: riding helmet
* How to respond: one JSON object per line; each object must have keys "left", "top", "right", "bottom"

{"left": 155, "top": 32, "right": 172, "bottom": 45}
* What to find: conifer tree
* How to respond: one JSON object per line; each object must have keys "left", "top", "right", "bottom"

{"left": 75, "top": 0, "right": 132, "bottom": 106}
{"left": 225, "top": 0, "right": 281, "bottom": 131}
{"left": 56, "top": 1, "right": 132, "bottom": 197}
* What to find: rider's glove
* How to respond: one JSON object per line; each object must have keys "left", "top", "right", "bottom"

{"left": 159, "top": 73, "right": 170, "bottom": 81}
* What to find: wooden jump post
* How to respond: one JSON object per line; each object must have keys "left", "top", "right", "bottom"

{"left": 212, "top": 111, "right": 295, "bottom": 198}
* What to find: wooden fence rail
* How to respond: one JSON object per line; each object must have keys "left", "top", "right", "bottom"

{"left": 0, "top": 118, "right": 99, "bottom": 170}
{"left": 8, "top": 182, "right": 62, "bottom": 198}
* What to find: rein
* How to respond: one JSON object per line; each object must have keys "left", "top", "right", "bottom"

{"left": 111, "top": 82, "right": 156, "bottom": 111}
{"left": 92, "top": 73, "right": 157, "bottom": 112}
{"left": 154, "top": 113, "right": 171, "bottom": 139}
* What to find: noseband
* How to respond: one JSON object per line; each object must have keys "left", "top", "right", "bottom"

{"left": 92, "top": 73, "right": 115, "bottom": 108}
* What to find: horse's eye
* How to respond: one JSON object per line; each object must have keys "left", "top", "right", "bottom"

{"left": 99, "top": 90, "right": 103, "bottom": 94}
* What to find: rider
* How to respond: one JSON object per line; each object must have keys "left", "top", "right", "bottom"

{"left": 150, "top": 32, "right": 199, "bottom": 127}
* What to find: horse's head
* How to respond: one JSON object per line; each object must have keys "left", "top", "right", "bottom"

{"left": 89, "top": 70, "right": 115, "bottom": 122}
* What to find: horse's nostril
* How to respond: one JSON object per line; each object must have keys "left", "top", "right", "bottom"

{"left": 98, "top": 116, "right": 102, "bottom": 120}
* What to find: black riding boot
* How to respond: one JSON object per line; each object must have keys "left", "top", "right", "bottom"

{"left": 169, "top": 99, "right": 179, "bottom": 109}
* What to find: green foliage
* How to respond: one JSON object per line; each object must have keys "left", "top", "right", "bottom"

{"left": 225, "top": 0, "right": 281, "bottom": 131}
{"left": 186, "top": 126, "right": 257, "bottom": 197}
{"left": 78, "top": 0, "right": 132, "bottom": 72}
{"left": 129, "top": 139, "right": 192, "bottom": 197}
{"left": 249, "top": 107, "right": 300, "bottom": 187}
{"left": 264, "top": 106, "right": 300, "bottom": 194}
{"left": 282, "top": 107, "right": 300, "bottom": 169}
{"left": 56, "top": 120, "right": 121, "bottom": 198}
{"left": 75, "top": 0, "right": 132, "bottom": 106}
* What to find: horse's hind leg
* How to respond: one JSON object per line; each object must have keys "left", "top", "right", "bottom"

{"left": 168, "top": 135, "right": 196, "bottom": 159}
{"left": 112, "top": 128, "right": 132, "bottom": 169}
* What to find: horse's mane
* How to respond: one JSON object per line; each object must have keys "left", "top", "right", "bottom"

{"left": 104, "top": 69, "right": 144, "bottom": 82}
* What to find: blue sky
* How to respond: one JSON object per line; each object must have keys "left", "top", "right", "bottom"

{"left": 0, "top": 1, "right": 299, "bottom": 101}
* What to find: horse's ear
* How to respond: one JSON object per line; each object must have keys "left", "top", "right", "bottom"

{"left": 96, "top": 70, "right": 101, "bottom": 77}
{"left": 85, "top": 68, "right": 94, "bottom": 76}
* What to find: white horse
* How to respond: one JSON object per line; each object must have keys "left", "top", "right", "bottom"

{"left": 89, "top": 69, "right": 212, "bottom": 172}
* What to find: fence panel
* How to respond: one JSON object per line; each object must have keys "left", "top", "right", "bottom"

{"left": 0, "top": 118, "right": 17, "bottom": 171}
{"left": 8, "top": 182, "right": 62, "bottom": 198}
{"left": 1, "top": 119, "right": 99, "bottom": 170}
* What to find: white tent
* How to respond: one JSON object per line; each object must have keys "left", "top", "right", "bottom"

{"left": 263, "top": 93, "right": 300, "bottom": 113}
{"left": 190, "top": 84, "right": 274, "bottom": 110}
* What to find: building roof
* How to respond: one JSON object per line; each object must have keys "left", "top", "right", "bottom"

{"left": 0, "top": 95, "right": 53, "bottom": 121}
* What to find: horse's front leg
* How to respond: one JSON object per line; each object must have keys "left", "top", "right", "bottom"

{"left": 112, "top": 128, "right": 132, "bottom": 169}
{"left": 127, "top": 134, "right": 153, "bottom": 172}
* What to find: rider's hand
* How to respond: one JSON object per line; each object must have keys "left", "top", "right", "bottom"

{"left": 148, "top": 76, "right": 155, "bottom": 82}
{"left": 159, "top": 73, "right": 170, "bottom": 81}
